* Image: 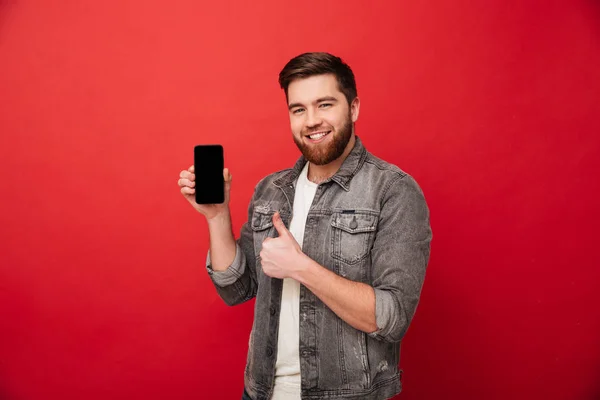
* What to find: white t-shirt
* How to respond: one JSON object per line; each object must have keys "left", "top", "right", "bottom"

{"left": 271, "top": 162, "right": 317, "bottom": 400}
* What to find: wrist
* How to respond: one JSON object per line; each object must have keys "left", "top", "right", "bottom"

{"left": 292, "top": 254, "right": 316, "bottom": 285}
{"left": 206, "top": 210, "right": 232, "bottom": 232}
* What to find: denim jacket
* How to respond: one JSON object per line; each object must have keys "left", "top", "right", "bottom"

{"left": 207, "top": 136, "right": 432, "bottom": 400}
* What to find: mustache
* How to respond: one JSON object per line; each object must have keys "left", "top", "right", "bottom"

{"left": 303, "top": 126, "right": 333, "bottom": 135}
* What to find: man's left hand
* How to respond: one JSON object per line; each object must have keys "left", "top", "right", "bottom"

{"left": 260, "top": 212, "right": 307, "bottom": 279}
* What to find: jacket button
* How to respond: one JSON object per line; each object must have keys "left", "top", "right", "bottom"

{"left": 308, "top": 217, "right": 315, "bottom": 224}
{"left": 267, "top": 348, "right": 273, "bottom": 357}
{"left": 270, "top": 306, "right": 276, "bottom": 316}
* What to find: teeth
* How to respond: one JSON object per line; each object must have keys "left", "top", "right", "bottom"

{"left": 309, "top": 132, "right": 328, "bottom": 140}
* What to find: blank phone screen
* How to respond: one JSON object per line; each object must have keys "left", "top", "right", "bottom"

{"left": 194, "top": 145, "right": 224, "bottom": 204}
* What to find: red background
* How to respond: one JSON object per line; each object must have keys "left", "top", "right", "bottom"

{"left": 1, "top": 1, "right": 599, "bottom": 399}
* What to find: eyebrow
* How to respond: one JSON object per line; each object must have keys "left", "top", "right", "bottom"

{"left": 288, "top": 96, "right": 338, "bottom": 110}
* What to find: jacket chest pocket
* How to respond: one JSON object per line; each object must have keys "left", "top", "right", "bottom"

{"left": 331, "top": 211, "right": 378, "bottom": 265}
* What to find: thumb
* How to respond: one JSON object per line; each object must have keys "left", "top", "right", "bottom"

{"left": 223, "top": 168, "right": 232, "bottom": 184}
{"left": 272, "top": 212, "right": 290, "bottom": 237}
{"left": 223, "top": 168, "right": 232, "bottom": 197}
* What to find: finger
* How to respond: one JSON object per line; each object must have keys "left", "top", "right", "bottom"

{"left": 189, "top": 165, "right": 195, "bottom": 173}
{"left": 178, "top": 178, "right": 195, "bottom": 188}
{"left": 180, "top": 170, "right": 195, "bottom": 181}
{"left": 223, "top": 168, "right": 232, "bottom": 182}
{"left": 224, "top": 168, "right": 232, "bottom": 199}
{"left": 181, "top": 187, "right": 195, "bottom": 195}
{"left": 259, "top": 249, "right": 268, "bottom": 263}
{"left": 272, "top": 212, "right": 290, "bottom": 238}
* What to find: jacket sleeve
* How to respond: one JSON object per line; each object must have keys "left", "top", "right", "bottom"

{"left": 205, "top": 189, "right": 259, "bottom": 306}
{"left": 368, "top": 173, "right": 432, "bottom": 343}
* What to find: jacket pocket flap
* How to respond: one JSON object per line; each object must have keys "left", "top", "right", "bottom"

{"left": 251, "top": 209, "right": 274, "bottom": 231}
{"left": 331, "top": 211, "right": 377, "bottom": 234}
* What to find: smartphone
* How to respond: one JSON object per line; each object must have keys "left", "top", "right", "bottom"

{"left": 194, "top": 144, "right": 224, "bottom": 204}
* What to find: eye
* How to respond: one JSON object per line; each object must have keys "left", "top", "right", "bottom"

{"left": 319, "top": 103, "right": 332, "bottom": 109}
{"left": 292, "top": 108, "right": 305, "bottom": 114}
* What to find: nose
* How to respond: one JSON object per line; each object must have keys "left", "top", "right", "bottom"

{"left": 305, "top": 109, "right": 323, "bottom": 129}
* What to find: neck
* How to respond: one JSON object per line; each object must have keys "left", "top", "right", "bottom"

{"left": 307, "top": 134, "right": 356, "bottom": 184}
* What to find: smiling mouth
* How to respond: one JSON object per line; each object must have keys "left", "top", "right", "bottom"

{"left": 306, "top": 131, "right": 331, "bottom": 141}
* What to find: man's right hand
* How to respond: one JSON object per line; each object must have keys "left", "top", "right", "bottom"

{"left": 178, "top": 165, "right": 232, "bottom": 220}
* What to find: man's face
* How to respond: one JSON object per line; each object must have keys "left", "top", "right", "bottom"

{"left": 287, "top": 74, "right": 359, "bottom": 165}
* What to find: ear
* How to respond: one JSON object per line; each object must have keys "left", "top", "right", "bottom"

{"left": 350, "top": 97, "right": 360, "bottom": 123}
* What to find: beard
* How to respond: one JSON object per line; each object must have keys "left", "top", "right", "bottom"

{"left": 293, "top": 115, "right": 354, "bottom": 166}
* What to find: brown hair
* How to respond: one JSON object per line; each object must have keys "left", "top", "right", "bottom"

{"left": 278, "top": 52, "right": 357, "bottom": 105}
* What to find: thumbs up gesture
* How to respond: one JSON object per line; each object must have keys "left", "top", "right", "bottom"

{"left": 260, "top": 212, "right": 307, "bottom": 280}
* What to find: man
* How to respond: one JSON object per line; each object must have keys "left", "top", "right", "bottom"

{"left": 178, "top": 52, "right": 432, "bottom": 400}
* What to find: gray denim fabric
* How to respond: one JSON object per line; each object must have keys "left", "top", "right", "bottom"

{"left": 206, "top": 136, "right": 432, "bottom": 400}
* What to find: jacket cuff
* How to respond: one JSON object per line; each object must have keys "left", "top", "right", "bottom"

{"left": 205, "top": 243, "right": 246, "bottom": 287}
{"left": 368, "top": 288, "right": 396, "bottom": 339}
